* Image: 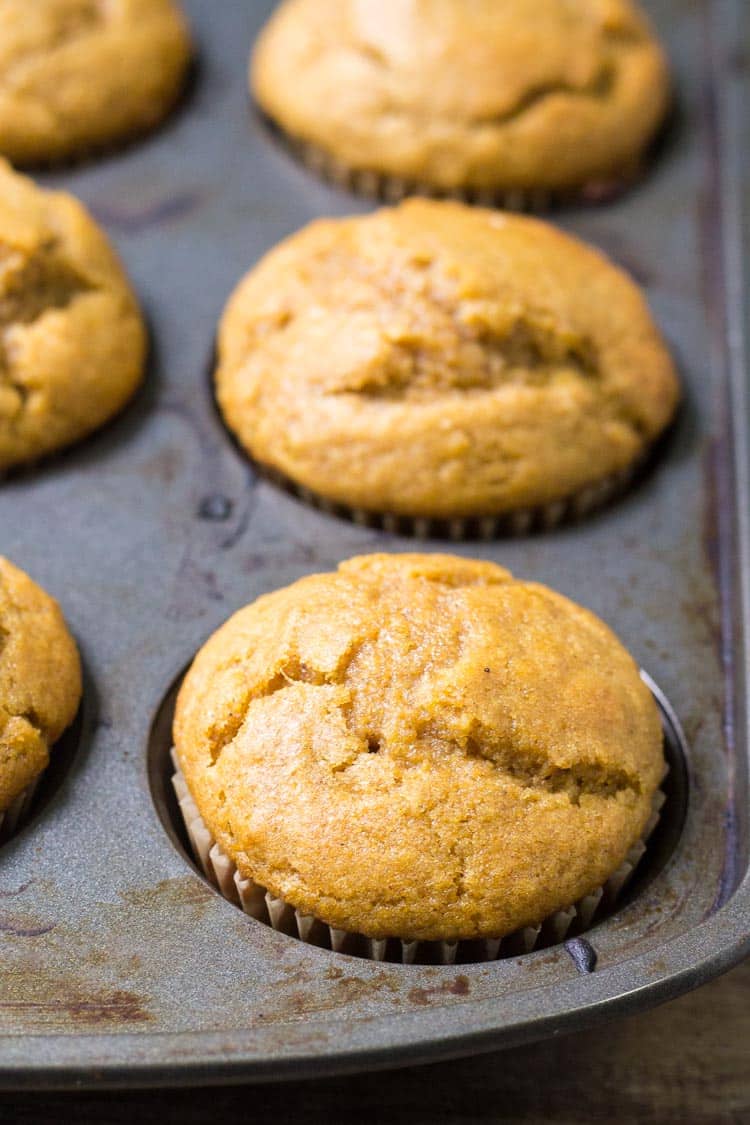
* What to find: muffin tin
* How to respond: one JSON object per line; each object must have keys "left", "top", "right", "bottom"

{"left": 0, "top": 0, "right": 748, "bottom": 1090}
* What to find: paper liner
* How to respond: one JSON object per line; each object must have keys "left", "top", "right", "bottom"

{"left": 0, "top": 778, "right": 39, "bottom": 844}
{"left": 259, "top": 455, "right": 645, "bottom": 541}
{"left": 274, "top": 128, "right": 641, "bottom": 213}
{"left": 171, "top": 749, "right": 665, "bottom": 965}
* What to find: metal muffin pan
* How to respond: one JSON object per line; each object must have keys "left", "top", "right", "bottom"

{"left": 0, "top": 0, "right": 747, "bottom": 1090}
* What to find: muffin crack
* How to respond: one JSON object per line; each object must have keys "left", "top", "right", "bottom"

{"left": 293, "top": 247, "right": 606, "bottom": 400}
{"left": 465, "top": 731, "right": 641, "bottom": 803}
{"left": 329, "top": 315, "right": 601, "bottom": 401}
{"left": 0, "top": 703, "right": 48, "bottom": 746}
{"left": 8, "top": 707, "right": 45, "bottom": 738}
{"left": 466, "top": 66, "right": 617, "bottom": 130}
{"left": 0, "top": 241, "right": 95, "bottom": 415}
{"left": 336, "top": 58, "right": 619, "bottom": 132}
{"left": 205, "top": 646, "right": 366, "bottom": 767}
{"left": 0, "top": 241, "right": 95, "bottom": 329}
{"left": 259, "top": 657, "right": 340, "bottom": 696}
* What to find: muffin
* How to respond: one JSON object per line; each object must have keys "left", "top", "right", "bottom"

{"left": 173, "top": 553, "right": 666, "bottom": 960}
{"left": 0, "top": 160, "right": 147, "bottom": 472}
{"left": 251, "top": 0, "right": 670, "bottom": 203}
{"left": 215, "top": 199, "right": 679, "bottom": 535}
{"left": 0, "top": 0, "right": 191, "bottom": 166}
{"left": 0, "top": 557, "right": 82, "bottom": 837}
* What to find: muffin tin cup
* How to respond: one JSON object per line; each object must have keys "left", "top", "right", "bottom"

{"left": 276, "top": 129, "right": 642, "bottom": 213}
{"left": 259, "top": 455, "right": 645, "bottom": 541}
{"left": 0, "top": 778, "right": 39, "bottom": 844}
{"left": 171, "top": 750, "right": 666, "bottom": 966}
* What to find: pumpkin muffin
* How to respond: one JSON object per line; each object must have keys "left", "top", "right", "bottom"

{"left": 215, "top": 199, "right": 679, "bottom": 531}
{"left": 0, "top": 557, "right": 81, "bottom": 828}
{"left": 0, "top": 160, "right": 147, "bottom": 472}
{"left": 251, "top": 0, "right": 670, "bottom": 200}
{"left": 174, "top": 553, "right": 665, "bottom": 948}
{"left": 0, "top": 0, "right": 191, "bottom": 166}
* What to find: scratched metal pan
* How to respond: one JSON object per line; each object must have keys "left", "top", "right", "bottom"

{"left": 0, "top": 0, "right": 748, "bottom": 1091}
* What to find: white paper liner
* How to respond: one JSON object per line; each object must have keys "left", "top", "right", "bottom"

{"left": 0, "top": 778, "right": 39, "bottom": 843}
{"left": 260, "top": 456, "right": 644, "bottom": 541}
{"left": 171, "top": 749, "right": 665, "bottom": 965}
{"left": 284, "top": 132, "right": 639, "bottom": 213}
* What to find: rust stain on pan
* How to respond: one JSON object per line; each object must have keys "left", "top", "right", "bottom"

{"left": 408, "top": 976, "right": 472, "bottom": 1007}
{"left": 119, "top": 876, "right": 216, "bottom": 912}
{"left": 265, "top": 971, "right": 403, "bottom": 1022}
{"left": 0, "top": 880, "right": 34, "bottom": 899}
{"left": 0, "top": 989, "right": 150, "bottom": 1026}
{"left": 0, "top": 916, "right": 56, "bottom": 938}
{"left": 329, "top": 972, "right": 401, "bottom": 1002}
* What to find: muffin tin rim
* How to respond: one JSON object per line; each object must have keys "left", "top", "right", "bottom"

{"left": 0, "top": 0, "right": 746, "bottom": 1090}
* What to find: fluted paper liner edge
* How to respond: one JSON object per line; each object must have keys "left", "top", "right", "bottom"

{"left": 171, "top": 748, "right": 665, "bottom": 965}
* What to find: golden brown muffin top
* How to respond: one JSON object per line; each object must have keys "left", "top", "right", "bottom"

{"left": 0, "top": 0, "right": 191, "bottom": 165}
{"left": 216, "top": 200, "right": 679, "bottom": 519}
{"left": 0, "top": 159, "right": 146, "bottom": 471}
{"left": 252, "top": 0, "right": 670, "bottom": 192}
{"left": 175, "top": 553, "right": 665, "bottom": 942}
{"left": 0, "top": 557, "right": 81, "bottom": 812}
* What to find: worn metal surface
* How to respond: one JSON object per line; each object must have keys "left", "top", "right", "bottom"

{"left": 0, "top": 0, "right": 747, "bottom": 1090}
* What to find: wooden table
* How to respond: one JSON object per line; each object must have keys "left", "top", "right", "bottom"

{"left": 3, "top": 958, "right": 748, "bottom": 1123}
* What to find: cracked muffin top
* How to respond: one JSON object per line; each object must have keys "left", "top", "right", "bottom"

{"left": 251, "top": 0, "right": 670, "bottom": 194}
{"left": 0, "top": 160, "right": 146, "bottom": 471}
{"left": 0, "top": 557, "right": 81, "bottom": 813}
{"left": 0, "top": 0, "right": 191, "bottom": 165}
{"left": 174, "top": 553, "right": 665, "bottom": 942}
{"left": 216, "top": 199, "right": 679, "bottom": 520}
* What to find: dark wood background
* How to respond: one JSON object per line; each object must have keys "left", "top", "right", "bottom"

{"left": 1, "top": 957, "right": 747, "bottom": 1124}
